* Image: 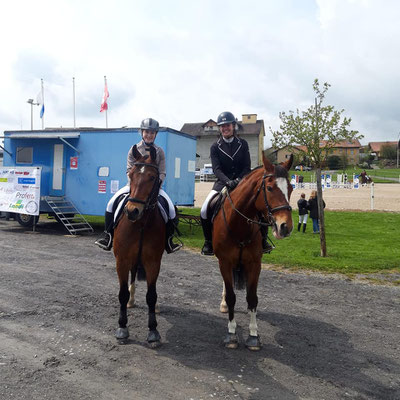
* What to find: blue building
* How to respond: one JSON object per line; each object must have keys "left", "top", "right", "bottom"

{"left": 2, "top": 127, "right": 196, "bottom": 218}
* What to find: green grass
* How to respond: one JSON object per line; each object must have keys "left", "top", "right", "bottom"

{"left": 84, "top": 208, "right": 400, "bottom": 275}
{"left": 290, "top": 168, "right": 400, "bottom": 183}
{"left": 176, "top": 208, "right": 400, "bottom": 275}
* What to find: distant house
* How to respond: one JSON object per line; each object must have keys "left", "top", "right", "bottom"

{"left": 266, "top": 139, "right": 362, "bottom": 166}
{"left": 181, "top": 114, "right": 265, "bottom": 169}
{"left": 368, "top": 141, "right": 398, "bottom": 158}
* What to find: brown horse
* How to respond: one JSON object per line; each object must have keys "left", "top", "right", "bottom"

{"left": 213, "top": 153, "right": 293, "bottom": 350}
{"left": 113, "top": 145, "right": 165, "bottom": 347}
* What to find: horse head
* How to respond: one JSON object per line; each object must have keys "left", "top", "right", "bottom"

{"left": 255, "top": 153, "right": 293, "bottom": 239}
{"left": 124, "top": 145, "right": 160, "bottom": 222}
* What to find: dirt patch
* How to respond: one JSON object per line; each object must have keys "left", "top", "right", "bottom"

{"left": 0, "top": 219, "right": 399, "bottom": 399}
{"left": 195, "top": 182, "right": 400, "bottom": 212}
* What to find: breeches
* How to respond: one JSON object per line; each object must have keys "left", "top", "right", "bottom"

{"left": 299, "top": 214, "right": 308, "bottom": 224}
{"left": 200, "top": 189, "right": 219, "bottom": 219}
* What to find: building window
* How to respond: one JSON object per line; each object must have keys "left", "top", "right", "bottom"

{"left": 16, "top": 147, "right": 33, "bottom": 164}
{"left": 350, "top": 149, "right": 354, "bottom": 155}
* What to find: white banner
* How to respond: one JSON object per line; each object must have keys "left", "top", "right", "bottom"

{"left": 0, "top": 167, "right": 42, "bottom": 215}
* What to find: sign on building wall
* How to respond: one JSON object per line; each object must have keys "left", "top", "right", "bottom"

{"left": 0, "top": 167, "right": 42, "bottom": 215}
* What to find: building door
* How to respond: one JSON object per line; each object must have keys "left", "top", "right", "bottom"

{"left": 50, "top": 144, "right": 65, "bottom": 196}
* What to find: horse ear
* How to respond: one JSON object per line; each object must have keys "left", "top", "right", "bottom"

{"left": 149, "top": 146, "right": 157, "bottom": 163}
{"left": 131, "top": 144, "right": 141, "bottom": 160}
{"left": 280, "top": 153, "right": 293, "bottom": 171}
{"left": 262, "top": 151, "right": 275, "bottom": 174}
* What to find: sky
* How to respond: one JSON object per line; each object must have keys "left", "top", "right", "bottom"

{"left": 1, "top": 0, "right": 400, "bottom": 148}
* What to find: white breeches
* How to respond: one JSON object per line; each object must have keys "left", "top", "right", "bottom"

{"left": 299, "top": 214, "right": 308, "bottom": 224}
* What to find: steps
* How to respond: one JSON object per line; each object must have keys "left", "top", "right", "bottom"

{"left": 45, "top": 196, "right": 94, "bottom": 235}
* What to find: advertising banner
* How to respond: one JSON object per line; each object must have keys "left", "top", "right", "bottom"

{"left": 0, "top": 167, "right": 42, "bottom": 215}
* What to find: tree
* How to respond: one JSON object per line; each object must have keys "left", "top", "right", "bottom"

{"left": 270, "top": 79, "right": 363, "bottom": 257}
{"left": 380, "top": 144, "right": 397, "bottom": 160}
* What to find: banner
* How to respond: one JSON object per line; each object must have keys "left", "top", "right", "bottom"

{"left": 0, "top": 167, "right": 42, "bottom": 215}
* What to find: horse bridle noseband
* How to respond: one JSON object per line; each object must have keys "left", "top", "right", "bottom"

{"left": 125, "top": 162, "right": 160, "bottom": 213}
{"left": 225, "top": 173, "right": 292, "bottom": 227}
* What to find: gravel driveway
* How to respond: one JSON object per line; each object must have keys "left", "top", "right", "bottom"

{"left": 0, "top": 219, "right": 399, "bottom": 400}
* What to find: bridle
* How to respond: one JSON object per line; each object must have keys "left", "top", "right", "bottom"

{"left": 224, "top": 172, "right": 292, "bottom": 227}
{"left": 124, "top": 162, "right": 160, "bottom": 215}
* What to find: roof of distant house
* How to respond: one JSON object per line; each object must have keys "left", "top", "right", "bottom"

{"left": 369, "top": 141, "right": 398, "bottom": 152}
{"left": 181, "top": 119, "right": 264, "bottom": 137}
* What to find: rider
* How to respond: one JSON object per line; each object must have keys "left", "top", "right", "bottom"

{"left": 95, "top": 118, "right": 181, "bottom": 254}
{"left": 200, "top": 111, "right": 273, "bottom": 256}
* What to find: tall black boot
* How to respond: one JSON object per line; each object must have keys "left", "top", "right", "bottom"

{"left": 165, "top": 219, "right": 182, "bottom": 254}
{"left": 200, "top": 217, "right": 214, "bottom": 256}
{"left": 298, "top": 222, "right": 301, "bottom": 232}
{"left": 95, "top": 211, "right": 114, "bottom": 251}
{"left": 303, "top": 223, "right": 307, "bottom": 233}
{"left": 259, "top": 215, "right": 273, "bottom": 254}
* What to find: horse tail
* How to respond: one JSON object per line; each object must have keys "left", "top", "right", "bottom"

{"left": 136, "top": 261, "right": 146, "bottom": 281}
{"left": 233, "top": 261, "right": 246, "bottom": 290}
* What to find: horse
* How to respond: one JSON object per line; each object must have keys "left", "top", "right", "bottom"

{"left": 113, "top": 144, "right": 165, "bottom": 348}
{"left": 360, "top": 171, "right": 373, "bottom": 186}
{"left": 213, "top": 153, "right": 293, "bottom": 351}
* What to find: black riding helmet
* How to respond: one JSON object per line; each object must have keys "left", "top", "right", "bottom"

{"left": 140, "top": 118, "right": 159, "bottom": 132}
{"left": 217, "top": 111, "right": 236, "bottom": 126}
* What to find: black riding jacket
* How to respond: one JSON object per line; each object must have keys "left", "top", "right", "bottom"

{"left": 210, "top": 136, "right": 251, "bottom": 191}
{"left": 297, "top": 198, "right": 309, "bottom": 215}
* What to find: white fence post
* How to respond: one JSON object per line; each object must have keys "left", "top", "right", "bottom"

{"left": 370, "top": 182, "right": 374, "bottom": 210}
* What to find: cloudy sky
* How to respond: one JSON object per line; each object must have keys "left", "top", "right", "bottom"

{"left": 1, "top": 0, "right": 399, "bottom": 147}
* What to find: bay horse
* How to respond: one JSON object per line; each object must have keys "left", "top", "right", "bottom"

{"left": 213, "top": 153, "right": 293, "bottom": 350}
{"left": 113, "top": 144, "right": 165, "bottom": 347}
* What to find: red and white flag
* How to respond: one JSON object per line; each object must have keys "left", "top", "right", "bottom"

{"left": 100, "top": 81, "right": 109, "bottom": 112}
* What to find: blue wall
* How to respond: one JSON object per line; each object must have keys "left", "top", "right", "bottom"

{"left": 3, "top": 128, "right": 196, "bottom": 215}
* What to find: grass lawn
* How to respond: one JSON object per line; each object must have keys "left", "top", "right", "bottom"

{"left": 175, "top": 208, "right": 400, "bottom": 276}
{"left": 290, "top": 168, "right": 400, "bottom": 183}
{"left": 86, "top": 209, "right": 400, "bottom": 277}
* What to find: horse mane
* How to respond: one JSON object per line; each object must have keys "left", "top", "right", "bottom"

{"left": 237, "top": 162, "right": 289, "bottom": 187}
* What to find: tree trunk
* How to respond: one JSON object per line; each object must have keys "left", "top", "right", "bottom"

{"left": 315, "top": 168, "right": 327, "bottom": 257}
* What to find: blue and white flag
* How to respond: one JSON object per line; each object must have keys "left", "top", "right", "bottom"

{"left": 36, "top": 91, "right": 45, "bottom": 119}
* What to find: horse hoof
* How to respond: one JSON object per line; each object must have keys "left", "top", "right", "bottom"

{"left": 223, "top": 333, "right": 239, "bottom": 349}
{"left": 147, "top": 329, "right": 161, "bottom": 347}
{"left": 127, "top": 300, "right": 135, "bottom": 308}
{"left": 220, "top": 303, "right": 228, "bottom": 313}
{"left": 115, "top": 327, "right": 129, "bottom": 340}
{"left": 245, "top": 335, "right": 262, "bottom": 351}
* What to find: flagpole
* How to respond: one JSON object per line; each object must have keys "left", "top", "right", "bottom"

{"left": 73, "top": 77, "right": 76, "bottom": 128}
{"left": 104, "top": 75, "right": 108, "bottom": 128}
{"left": 41, "top": 79, "right": 44, "bottom": 129}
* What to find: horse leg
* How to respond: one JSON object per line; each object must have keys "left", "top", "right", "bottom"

{"left": 220, "top": 281, "right": 228, "bottom": 313}
{"left": 221, "top": 272, "right": 238, "bottom": 349}
{"left": 146, "top": 282, "right": 161, "bottom": 348}
{"left": 245, "top": 273, "right": 262, "bottom": 351}
{"left": 115, "top": 281, "right": 130, "bottom": 340}
{"left": 127, "top": 270, "right": 136, "bottom": 308}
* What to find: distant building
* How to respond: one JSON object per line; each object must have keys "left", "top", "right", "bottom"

{"left": 266, "top": 139, "right": 362, "bottom": 166}
{"left": 368, "top": 141, "right": 398, "bottom": 159}
{"left": 181, "top": 114, "right": 265, "bottom": 169}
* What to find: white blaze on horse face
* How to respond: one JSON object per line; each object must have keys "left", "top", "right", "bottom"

{"left": 276, "top": 177, "right": 289, "bottom": 201}
{"left": 139, "top": 166, "right": 145, "bottom": 174}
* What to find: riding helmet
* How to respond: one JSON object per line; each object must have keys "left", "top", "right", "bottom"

{"left": 140, "top": 118, "right": 159, "bottom": 132}
{"left": 217, "top": 111, "right": 236, "bottom": 126}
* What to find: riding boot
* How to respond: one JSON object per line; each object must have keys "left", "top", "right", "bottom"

{"left": 165, "top": 219, "right": 182, "bottom": 254}
{"left": 260, "top": 223, "right": 273, "bottom": 254}
{"left": 200, "top": 217, "right": 214, "bottom": 256}
{"left": 95, "top": 211, "right": 114, "bottom": 251}
{"left": 303, "top": 223, "right": 307, "bottom": 233}
{"left": 298, "top": 222, "right": 301, "bottom": 232}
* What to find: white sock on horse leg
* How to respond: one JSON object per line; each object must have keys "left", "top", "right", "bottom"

{"left": 228, "top": 319, "right": 237, "bottom": 334}
{"left": 249, "top": 310, "right": 258, "bottom": 337}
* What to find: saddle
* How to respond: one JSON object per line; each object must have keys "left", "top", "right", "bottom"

{"left": 208, "top": 191, "right": 226, "bottom": 223}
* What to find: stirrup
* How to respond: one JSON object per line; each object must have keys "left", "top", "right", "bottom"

{"left": 262, "top": 238, "right": 275, "bottom": 254}
{"left": 95, "top": 232, "right": 113, "bottom": 251}
{"left": 166, "top": 236, "right": 182, "bottom": 254}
